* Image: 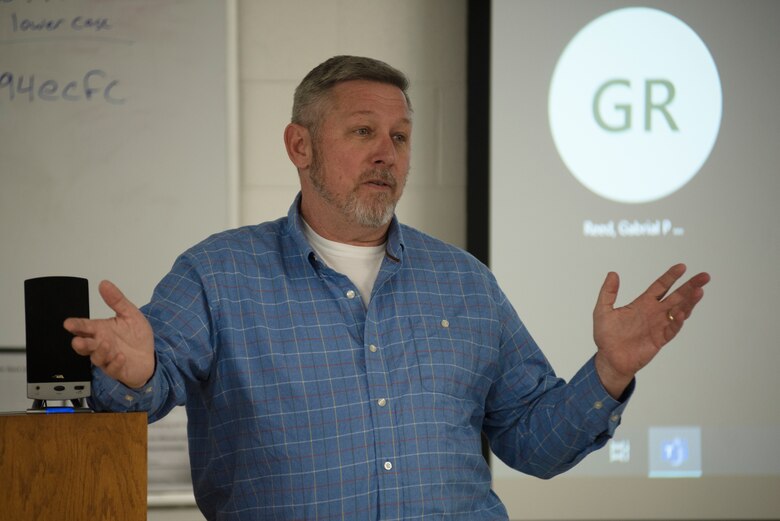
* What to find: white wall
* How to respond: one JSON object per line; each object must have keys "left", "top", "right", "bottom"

{"left": 149, "top": 1, "right": 467, "bottom": 519}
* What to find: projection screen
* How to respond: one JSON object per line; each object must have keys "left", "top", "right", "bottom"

{"left": 475, "top": 1, "right": 780, "bottom": 519}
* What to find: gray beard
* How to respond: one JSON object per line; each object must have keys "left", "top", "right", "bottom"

{"left": 309, "top": 147, "right": 403, "bottom": 228}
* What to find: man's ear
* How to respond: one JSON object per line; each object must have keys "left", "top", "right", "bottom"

{"left": 284, "top": 123, "right": 313, "bottom": 170}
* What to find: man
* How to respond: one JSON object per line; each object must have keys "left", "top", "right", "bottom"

{"left": 65, "top": 56, "right": 710, "bottom": 520}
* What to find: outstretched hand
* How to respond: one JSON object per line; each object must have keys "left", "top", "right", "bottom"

{"left": 593, "top": 264, "right": 710, "bottom": 398}
{"left": 64, "top": 280, "right": 155, "bottom": 389}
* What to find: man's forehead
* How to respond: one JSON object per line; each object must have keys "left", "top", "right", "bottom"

{"left": 330, "top": 81, "right": 409, "bottom": 111}
{"left": 346, "top": 109, "right": 412, "bottom": 125}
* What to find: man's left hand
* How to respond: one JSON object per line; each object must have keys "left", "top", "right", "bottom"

{"left": 592, "top": 264, "right": 711, "bottom": 398}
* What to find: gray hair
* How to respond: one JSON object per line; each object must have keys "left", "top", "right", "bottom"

{"left": 292, "top": 55, "right": 411, "bottom": 137}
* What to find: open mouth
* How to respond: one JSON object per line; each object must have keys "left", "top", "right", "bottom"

{"left": 359, "top": 169, "right": 397, "bottom": 192}
{"left": 365, "top": 179, "right": 392, "bottom": 188}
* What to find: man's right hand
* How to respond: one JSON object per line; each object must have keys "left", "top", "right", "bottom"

{"left": 64, "top": 280, "right": 155, "bottom": 389}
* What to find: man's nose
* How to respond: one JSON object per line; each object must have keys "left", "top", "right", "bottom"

{"left": 372, "top": 134, "right": 397, "bottom": 166}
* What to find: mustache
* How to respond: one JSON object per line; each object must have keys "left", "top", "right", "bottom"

{"left": 358, "top": 168, "right": 397, "bottom": 188}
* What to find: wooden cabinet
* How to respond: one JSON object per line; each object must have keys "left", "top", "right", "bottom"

{"left": 0, "top": 412, "right": 146, "bottom": 521}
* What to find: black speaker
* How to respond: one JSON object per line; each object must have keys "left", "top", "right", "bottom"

{"left": 24, "top": 276, "right": 91, "bottom": 402}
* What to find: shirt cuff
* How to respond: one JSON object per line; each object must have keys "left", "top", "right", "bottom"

{"left": 570, "top": 355, "right": 635, "bottom": 439}
{"left": 88, "top": 357, "right": 160, "bottom": 413}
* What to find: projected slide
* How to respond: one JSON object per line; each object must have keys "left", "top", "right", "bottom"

{"left": 486, "top": 1, "right": 780, "bottom": 519}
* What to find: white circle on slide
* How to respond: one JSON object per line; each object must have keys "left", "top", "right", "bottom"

{"left": 548, "top": 7, "right": 722, "bottom": 203}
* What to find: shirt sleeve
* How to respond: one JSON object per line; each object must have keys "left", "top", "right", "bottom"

{"left": 88, "top": 252, "right": 217, "bottom": 422}
{"left": 482, "top": 288, "right": 634, "bottom": 479}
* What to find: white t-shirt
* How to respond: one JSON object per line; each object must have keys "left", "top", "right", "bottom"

{"left": 301, "top": 220, "right": 386, "bottom": 308}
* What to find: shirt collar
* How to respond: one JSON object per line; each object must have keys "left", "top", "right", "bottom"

{"left": 285, "top": 192, "right": 405, "bottom": 263}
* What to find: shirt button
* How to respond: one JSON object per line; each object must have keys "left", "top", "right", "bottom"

{"left": 369, "top": 344, "right": 378, "bottom": 353}
{"left": 383, "top": 461, "right": 393, "bottom": 471}
{"left": 593, "top": 401, "right": 603, "bottom": 410}
{"left": 377, "top": 398, "right": 387, "bottom": 407}
{"left": 441, "top": 319, "right": 449, "bottom": 328}
{"left": 124, "top": 395, "right": 134, "bottom": 402}
{"left": 611, "top": 414, "right": 620, "bottom": 422}
{"left": 346, "top": 289, "right": 356, "bottom": 299}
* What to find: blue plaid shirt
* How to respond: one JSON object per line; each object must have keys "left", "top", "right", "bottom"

{"left": 91, "top": 195, "right": 630, "bottom": 520}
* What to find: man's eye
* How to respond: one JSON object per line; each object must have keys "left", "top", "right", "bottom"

{"left": 355, "top": 128, "right": 370, "bottom": 136}
{"left": 393, "top": 134, "right": 408, "bottom": 144}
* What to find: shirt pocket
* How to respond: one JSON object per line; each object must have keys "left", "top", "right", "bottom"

{"left": 409, "top": 315, "right": 497, "bottom": 406}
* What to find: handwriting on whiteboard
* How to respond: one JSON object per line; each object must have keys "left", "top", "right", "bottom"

{"left": 9, "top": 12, "right": 111, "bottom": 32}
{"left": 1, "top": 4, "right": 128, "bottom": 105}
{"left": 0, "top": 69, "right": 125, "bottom": 104}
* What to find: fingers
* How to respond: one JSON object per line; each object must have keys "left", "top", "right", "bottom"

{"left": 98, "top": 280, "right": 138, "bottom": 318}
{"left": 686, "top": 272, "right": 712, "bottom": 292}
{"left": 63, "top": 280, "right": 137, "bottom": 336}
{"left": 63, "top": 316, "right": 96, "bottom": 337}
{"left": 70, "top": 333, "right": 109, "bottom": 359}
{"left": 594, "top": 271, "right": 620, "bottom": 315}
{"left": 647, "top": 263, "right": 687, "bottom": 301}
{"left": 70, "top": 335, "right": 126, "bottom": 376}
{"left": 90, "top": 340, "right": 121, "bottom": 369}
{"left": 664, "top": 271, "right": 711, "bottom": 319}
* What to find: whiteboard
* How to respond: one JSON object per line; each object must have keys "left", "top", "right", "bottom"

{"left": 0, "top": 0, "right": 233, "bottom": 346}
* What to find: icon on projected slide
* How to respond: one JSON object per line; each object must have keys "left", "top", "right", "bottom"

{"left": 548, "top": 7, "right": 722, "bottom": 204}
{"left": 661, "top": 437, "right": 689, "bottom": 467}
{"left": 648, "top": 426, "right": 702, "bottom": 478}
{"left": 609, "top": 439, "right": 631, "bottom": 463}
